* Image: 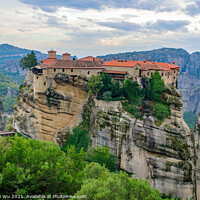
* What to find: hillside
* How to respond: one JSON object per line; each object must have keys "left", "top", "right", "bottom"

{"left": 0, "top": 44, "right": 48, "bottom": 84}
{"left": 0, "top": 72, "right": 18, "bottom": 114}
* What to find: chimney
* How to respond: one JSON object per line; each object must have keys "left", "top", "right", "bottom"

{"left": 144, "top": 61, "right": 146, "bottom": 63}
{"left": 63, "top": 53, "right": 71, "bottom": 60}
{"left": 172, "top": 61, "right": 175, "bottom": 64}
{"left": 147, "top": 59, "right": 150, "bottom": 61}
{"left": 125, "top": 60, "right": 127, "bottom": 62}
{"left": 105, "top": 59, "right": 107, "bottom": 62}
{"left": 114, "top": 58, "right": 117, "bottom": 60}
{"left": 48, "top": 50, "right": 57, "bottom": 59}
{"left": 153, "top": 59, "right": 155, "bottom": 64}
{"left": 133, "top": 59, "right": 135, "bottom": 61}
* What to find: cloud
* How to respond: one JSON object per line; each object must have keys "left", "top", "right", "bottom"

{"left": 185, "top": 1, "right": 200, "bottom": 16}
{"left": 46, "top": 16, "right": 68, "bottom": 29}
{"left": 18, "top": 0, "right": 182, "bottom": 12}
{"left": 97, "top": 21, "right": 142, "bottom": 31}
{"left": 145, "top": 20, "right": 190, "bottom": 32}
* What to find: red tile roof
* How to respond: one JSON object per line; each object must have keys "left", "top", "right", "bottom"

{"left": 48, "top": 50, "right": 56, "bottom": 53}
{"left": 103, "top": 60, "right": 181, "bottom": 71}
{"left": 103, "top": 60, "right": 139, "bottom": 67}
{"left": 79, "top": 56, "right": 103, "bottom": 62}
{"left": 40, "top": 59, "right": 57, "bottom": 65}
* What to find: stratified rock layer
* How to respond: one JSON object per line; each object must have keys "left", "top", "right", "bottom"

{"left": 89, "top": 95, "right": 196, "bottom": 199}
{"left": 14, "top": 74, "right": 89, "bottom": 144}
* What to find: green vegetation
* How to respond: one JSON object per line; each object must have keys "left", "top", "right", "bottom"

{"left": 154, "top": 103, "right": 171, "bottom": 121}
{"left": 0, "top": 135, "right": 176, "bottom": 199}
{"left": 0, "top": 72, "right": 18, "bottom": 113}
{"left": 20, "top": 51, "right": 37, "bottom": 70}
{"left": 88, "top": 71, "right": 171, "bottom": 121}
{"left": 183, "top": 111, "right": 197, "bottom": 130}
{"left": 87, "top": 75, "right": 103, "bottom": 96}
{"left": 86, "top": 146, "right": 117, "bottom": 172}
{"left": 61, "top": 126, "right": 89, "bottom": 153}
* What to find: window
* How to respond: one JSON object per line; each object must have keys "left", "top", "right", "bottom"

{"left": 151, "top": 72, "right": 152, "bottom": 75}
{"left": 88, "top": 71, "right": 90, "bottom": 75}
{"left": 71, "top": 69, "right": 73, "bottom": 72}
{"left": 62, "top": 69, "right": 65, "bottom": 72}
{"left": 174, "top": 70, "right": 176, "bottom": 73}
{"left": 147, "top": 72, "right": 149, "bottom": 76}
{"left": 46, "top": 76, "right": 47, "bottom": 79}
{"left": 54, "top": 69, "right": 56, "bottom": 72}
{"left": 44, "top": 82, "right": 46, "bottom": 86}
{"left": 37, "top": 76, "right": 38, "bottom": 79}
{"left": 162, "top": 73, "right": 163, "bottom": 77}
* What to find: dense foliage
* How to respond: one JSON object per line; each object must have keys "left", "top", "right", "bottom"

{"left": 183, "top": 111, "right": 197, "bottom": 130}
{"left": 61, "top": 126, "right": 89, "bottom": 153}
{"left": 88, "top": 72, "right": 170, "bottom": 121}
{"left": 0, "top": 72, "right": 18, "bottom": 113}
{"left": 86, "top": 146, "right": 117, "bottom": 172}
{"left": 0, "top": 136, "right": 175, "bottom": 199}
{"left": 20, "top": 51, "right": 38, "bottom": 70}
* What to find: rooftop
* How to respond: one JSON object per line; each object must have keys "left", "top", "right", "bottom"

{"left": 103, "top": 60, "right": 181, "bottom": 71}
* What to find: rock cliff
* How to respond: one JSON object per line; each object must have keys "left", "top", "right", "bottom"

{"left": 14, "top": 73, "right": 89, "bottom": 144}
{"left": 89, "top": 91, "right": 197, "bottom": 199}
{"left": 14, "top": 72, "right": 199, "bottom": 199}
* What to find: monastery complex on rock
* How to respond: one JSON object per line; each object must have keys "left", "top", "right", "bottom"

{"left": 32, "top": 50, "right": 181, "bottom": 93}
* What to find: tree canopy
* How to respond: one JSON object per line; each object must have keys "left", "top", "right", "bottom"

{"left": 20, "top": 51, "right": 38, "bottom": 70}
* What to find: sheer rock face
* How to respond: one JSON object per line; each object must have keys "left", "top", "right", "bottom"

{"left": 193, "top": 115, "right": 200, "bottom": 200}
{"left": 89, "top": 94, "right": 196, "bottom": 199}
{"left": 13, "top": 74, "right": 89, "bottom": 145}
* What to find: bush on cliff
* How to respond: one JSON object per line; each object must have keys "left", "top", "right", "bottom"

{"left": 85, "top": 146, "right": 117, "bottom": 172}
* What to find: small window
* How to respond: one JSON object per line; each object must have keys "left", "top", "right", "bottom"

{"left": 44, "top": 82, "right": 46, "bottom": 86}
{"left": 147, "top": 72, "right": 149, "bottom": 76}
{"left": 151, "top": 72, "right": 152, "bottom": 75}
{"left": 46, "top": 76, "right": 47, "bottom": 79}
{"left": 88, "top": 71, "right": 90, "bottom": 75}
{"left": 54, "top": 69, "right": 56, "bottom": 72}
{"left": 162, "top": 73, "right": 163, "bottom": 77}
{"left": 71, "top": 69, "right": 73, "bottom": 72}
{"left": 174, "top": 77, "right": 176, "bottom": 79}
{"left": 174, "top": 71, "right": 176, "bottom": 73}
{"left": 37, "top": 76, "right": 38, "bottom": 79}
{"left": 62, "top": 69, "right": 65, "bottom": 72}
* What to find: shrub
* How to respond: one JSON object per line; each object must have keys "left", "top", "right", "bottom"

{"left": 86, "top": 146, "right": 117, "bottom": 172}
{"left": 154, "top": 103, "right": 170, "bottom": 121}
{"left": 103, "top": 91, "right": 112, "bottom": 101}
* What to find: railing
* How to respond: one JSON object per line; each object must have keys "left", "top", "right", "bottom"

{"left": 0, "top": 131, "right": 15, "bottom": 137}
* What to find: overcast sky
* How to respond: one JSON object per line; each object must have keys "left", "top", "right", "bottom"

{"left": 0, "top": 0, "right": 200, "bottom": 57}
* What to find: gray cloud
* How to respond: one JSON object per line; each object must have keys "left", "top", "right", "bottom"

{"left": 185, "top": 1, "right": 200, "bottom": 16}
{"left": 145, "top": 20, "right": 190, "bottom": 32}
{"left": 47, "top": 16, "right": 67, "bottom": 28}
{"left": 18, "top": 0, "right": 178, "bottom": 12}
{"left": 97, "top": 21, "right": 142, "bottom": 31}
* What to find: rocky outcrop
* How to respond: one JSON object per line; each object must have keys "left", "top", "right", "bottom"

{"left": 14, "top": 71, "right": 199, "bottom": 199}
{"left": 89, "top": 90, "right": 197, "bottom": 199}
{"left": 13, "top": 74, "right": 89, "bottom": 144}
